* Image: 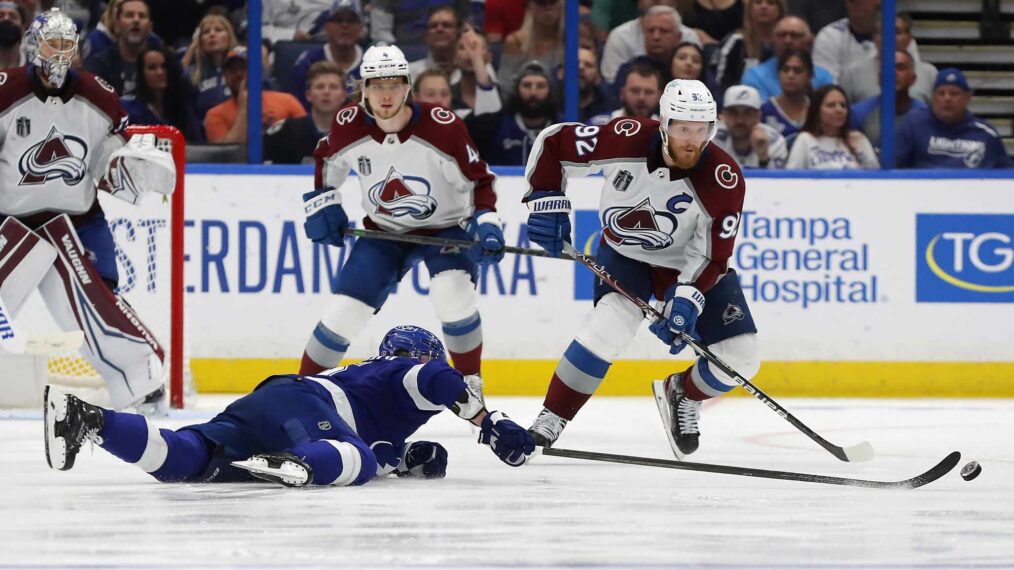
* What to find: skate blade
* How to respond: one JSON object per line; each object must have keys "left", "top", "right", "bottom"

{"left": 652, "top": 380, "right": 685, "bottom": 461}
{"left": 43, "top": 385, "right": 69, "bottom": 470}
{"left": 231, "top": 459, "right": 309, "bottom": 487}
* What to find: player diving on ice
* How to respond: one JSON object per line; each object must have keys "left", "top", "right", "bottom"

{"left": 45, "top": 325, "right": 536, "bottom": 487}
{"left": 523, "top": 79, "right": 760, "bottom": 458}
{"left": 0, "top": 9, "right": 175, "bottom": 412}
{"left": 298, "top": 44, "right": 504, "bottom": 402}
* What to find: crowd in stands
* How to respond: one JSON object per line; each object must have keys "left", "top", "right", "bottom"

{"left": 9, "top": 0, "right": 1006, "bottom": 169}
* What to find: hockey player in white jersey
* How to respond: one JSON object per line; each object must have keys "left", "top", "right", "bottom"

{"left": 299, "top": 44, "right": 504, "bottom": 402}
{"left": 523, "top": 79, "right": 760, "bottom": 457}
{"left": 0, "top": 9, "right": 176, "bottom": 412}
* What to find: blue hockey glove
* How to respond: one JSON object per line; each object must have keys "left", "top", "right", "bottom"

{"left": 525, "top": 190, "right": 572, "bottom": 257}
{"left": 302, "top": 187, "right": 347, "bottom": 247}
{"left": 478, "top": 411, "right": 535, "bottom": 467}
{"left": 649, "top": 283, "right": 705, "bottom": 355}
{"left": 395, "top": 441, "right": 448, "bottom": 479}
{"left": 466, "top": 210, "right": 505, "bottom": 265}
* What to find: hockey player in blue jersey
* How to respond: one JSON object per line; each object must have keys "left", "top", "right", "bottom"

{"left": 44, "top": 326, "right": 535, "bottom": 487}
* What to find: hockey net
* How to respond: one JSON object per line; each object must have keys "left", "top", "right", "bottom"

{"left": 5, "top": 125, "right": 191, "bottom": 409}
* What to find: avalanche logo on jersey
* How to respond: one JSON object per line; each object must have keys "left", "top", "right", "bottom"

{"left": 601, "top": 198, "right": 677, "bottom": 251}
{"left": 18, "top": 126, "right": 88, "bottom": 186}
{"left": 368, "top": 166, "right": 437, "bottom": 220}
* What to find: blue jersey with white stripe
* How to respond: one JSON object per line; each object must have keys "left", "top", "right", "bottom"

{"left": 309, "top": 357, "right": 467, "bottom": 451}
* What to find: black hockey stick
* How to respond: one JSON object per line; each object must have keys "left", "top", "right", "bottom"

{"left": 542, "top": 447, "right": 960, "bottom": 489}
{"left": 346, "top": 228, "right": 564, "bottom": 259}
{"left": 561, "top": 243, "right": 875, "bottom": 463}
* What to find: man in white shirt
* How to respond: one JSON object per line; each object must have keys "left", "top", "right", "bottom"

{"left": 713, "top": 85, "right": 788, "bottom": 169}
{"left": 811, "top": 0, "right": 879, "bottom": 81}
{"left": 601, "top": 1, "right": 701, "bottom": 84}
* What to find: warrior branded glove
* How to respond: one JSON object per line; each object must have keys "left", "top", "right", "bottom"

{"left": 478, "top": 411, "right": 535, "bottom": 467}
{"left": 302, "top": 187, "right": 347, "bottom": 247}
{"left": 649, "top": 283, "right": 705, "bottom": 355}
{"left": 395, "top": 441, "right": 448, "bottom": 479}
{"left": 466, "top": 210, "right": 505, "bottom": 265}
{"left": 525, "top": 190, "right": 571, "bottom": 257}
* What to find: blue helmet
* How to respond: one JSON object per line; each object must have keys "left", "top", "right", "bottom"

{"left": 378, "top": 326, "right": 446, "bottom": 361}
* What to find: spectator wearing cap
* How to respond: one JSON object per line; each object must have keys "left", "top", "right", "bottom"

{"left": 895, "top": 68, "right": 1012, "bottom": 169}
{"left": 465, "top": 61, "right": 557, "bottom": 166}
{"left": 714, "top": 85, "right": 788, "bottom": 168}
{"left": 786, "top": 85, "right": 879, "bottom": 169}
{"left": 121, "top": 45, "right": 202, "bottom": 142}
{"left": 0, "top": 19, "right": 22, "bottom": 68}
{"left": 740, "top": 16, "right": 833, "bottom": 101}
{"left": 183, "top": 13, "right": 239, "bottom": 122}
{"left": 556, "top": 46, "right": 616, "bottom": 123}
{"left": 84, "top": 0, "right": 154, "bottom": 96}
{"left": 265, "top": 61, "right": 346, "bottom": 164}
{"left": 82, "top": 0, "right": 162, "bottom": 61}
{"left": 713, "top": 0, "right": 785, "bottom": 96}
{"left": 291, "top": 0, "right": 364, "bottom": 109}
{"left": 600, "top": 2, "right": 702, "bottom": 85}
{"left": 205, "top": 47, "right": 307, "bottom": 144}
{"left": 449, "top": 25, "right": 502, "bottom": 118}
{"left": 839, "top": 14, "right": 936, "bottom": 106}
{"left": 408, "top": 6, "right": 462, "bottom": 78}
{"left": 760, "top": 48, "right": 812, "bottom": 139}
{"left": 499, "top": 0, "right": 565, "bottom": 97}
{"left": 850, "top": 49, "right": 927, "bottom": 151}
{"left": 371, "top": 0, "right": 474, "bottom": 47}
{"left": 592, "top": 62, "right": 661, "bottom": 125}
{"left": 263, "top": 0, "right": 332, "bottom": 44}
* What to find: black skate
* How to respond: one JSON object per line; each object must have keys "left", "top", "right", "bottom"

{"left": 44, "top": 385, "right": 105, "bottom": 471}
{"left": 652, "top": 374, "right": 702, "bottom": 459}
{"left": 528, "top": 408, "right": 568, "bottom": 448}
{"left": 232, "top": 453, "right": 314, "bottom": 487}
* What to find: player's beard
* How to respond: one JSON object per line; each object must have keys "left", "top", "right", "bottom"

{"left": 667, "top": 141, "right": 705, "bottom": 169}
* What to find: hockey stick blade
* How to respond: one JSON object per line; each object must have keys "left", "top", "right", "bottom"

{"left": 346, "top": 228, "right": 567, "bottom": 259}
{"left": 542, "top": 447, "right": 961, "bottom": 490}
{"left": 561, "top": 243, "right": 872, "bottom": 463}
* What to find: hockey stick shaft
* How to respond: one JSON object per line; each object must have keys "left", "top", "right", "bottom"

{"left": 542, "top": 447, "right": 960, "bottom": 490}
{"left": 561, "top": 243, "right": 873, "bottom": 463}
{"left": 346, "top": 228, "right": 563, "bottom": 259}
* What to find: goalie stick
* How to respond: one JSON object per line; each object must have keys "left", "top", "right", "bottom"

{"left": 542, "top": 447, "right": 961, "bottom": 490}
{"left": 561, "top": 243, "right": 875, "bottom": 463}
{"left": 345, "top": 228, "right": 565, "bottom": 259}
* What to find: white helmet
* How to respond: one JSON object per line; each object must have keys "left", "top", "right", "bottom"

{"left": 359, "top": 44, "right": 410, "bottom": 83}
{"left": 26, "top": 8, "right": 79, "bottom": 88}
{"left": 658, "top": 79, "right": 718, "bottom": 153}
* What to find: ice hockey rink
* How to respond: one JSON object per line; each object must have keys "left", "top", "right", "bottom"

{"left": 2, "top": 394, "right": 1012, "bottom": 569}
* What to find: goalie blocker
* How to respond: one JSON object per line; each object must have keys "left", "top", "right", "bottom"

{"left": 0, "top": 214, "right": 167, "bottom": 409}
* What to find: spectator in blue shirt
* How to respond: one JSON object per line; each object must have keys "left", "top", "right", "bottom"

{"left": 759, "top": 48, "right": 812, "bottom": 140}
{"left": 740, "top": 16, "right": 833, "bottom": 101}
{"left": 895, "top": 68, "right": 1012, "bottom": 169}
{"left": 850, "top": 49, "right": 926, "bottom": 152}
{"left": 291, "top": 0, "right": 365, "bottom": 108}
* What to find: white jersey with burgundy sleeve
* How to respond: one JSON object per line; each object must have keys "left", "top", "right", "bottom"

{"left": 0, "top": 67, "right": 128, "bottom": 217}
{"left": 313, "top": 102, "right": 498, "bottom": 233}
{"left": 525, "top": 117, "right": 746, "bottom": 292}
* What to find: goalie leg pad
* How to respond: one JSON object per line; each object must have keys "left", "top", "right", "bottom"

{"left": 688, "top": 333, "right": 760, "bottom": 399}
{"left": 0, "top": 217, "right": 58, "bottom": 315}
{"left": 38, "top": 215, "right": 165, "bottom": 409}
{"left": 303, "top": 294, "right": 375, "bottom": 372}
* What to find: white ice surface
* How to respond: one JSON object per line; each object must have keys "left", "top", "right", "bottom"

{"left": 2, "top": 396, "right": 1013, "bottom": 569}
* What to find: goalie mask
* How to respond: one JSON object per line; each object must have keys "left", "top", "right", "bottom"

{"left": 379, "top": 326, "right": 446, "bottom": 362}
{"left": 26, "top": 8, "right": 79, "bottom": 89}
{"left": 658, "top": 79, "right": 717, "bottom": 163}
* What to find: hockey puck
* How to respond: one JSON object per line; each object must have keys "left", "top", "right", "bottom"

{"left": 960, "top": 461, "right": 982, "bottom": 481}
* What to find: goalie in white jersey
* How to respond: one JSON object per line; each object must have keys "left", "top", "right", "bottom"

{"left": 298, "top": 44, "right": 504, "bottom": 401}
{"left": 0, "top": 9, "right": 176, "bottom": 412}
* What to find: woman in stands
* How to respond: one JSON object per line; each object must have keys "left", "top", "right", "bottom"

{"left": 182, "top": 13, "right": 238, "bottom": 122}
{"left": 786, "top": 84, "right": 879, "bottom": 170}
{"left": 670, "top": 42, "right": 706, "bottom": 81}
{"left": 712, "top": 0, "right": 784, "bottom": 93}
{"left": 121, "top": 45, "right": 203, "bottom": 142}
{"left": 759, "top": 48, "right": 811, "bottom": 140}
{"left": 499, "top": 0, "right": 564, "bottom": 91}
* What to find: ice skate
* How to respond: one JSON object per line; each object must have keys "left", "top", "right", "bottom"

{"left": 44, "top": 385, "right": 105, "bottom": 471}
{"left": 232, "top": 453, "right": 313, "bottom": 487}
{"left": 528, "top": 407, "right": 568, "bottom": 448}
{"left": 652, "top": 373, "right": 702, "bottom": 459}
{"left": 134, "top": 386, "right": 169, "bottom": 417}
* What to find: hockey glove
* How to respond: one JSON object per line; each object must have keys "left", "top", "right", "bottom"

{"left": 525, "top": 190, "right": 572, "bottom": 258}
{"left": 395, "top": 441, "right": 448, "bottom": 479}
{"left": 303, "top": 187, "right": 348, "bottom": 247}
{"left": 649, "top": 283, "right": 705, "bottom": 355}
{"left": 466, "top": 210, "right": 505, "bottom": 266}
{"left": 478, "top": 411, "right": 535, "bottom": 467}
